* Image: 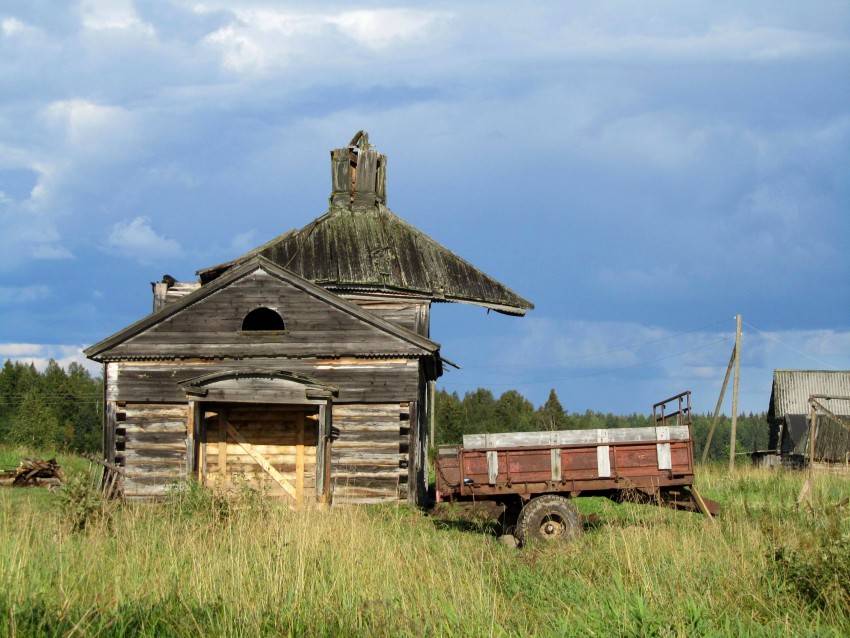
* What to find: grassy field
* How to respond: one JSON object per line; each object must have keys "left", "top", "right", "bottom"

{"left": 0, "top": 451, "right": 848, "bottom": 637}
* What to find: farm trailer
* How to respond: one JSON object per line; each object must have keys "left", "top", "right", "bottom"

{"left": 434, "top": 391, "right": 719, "bottom": 544}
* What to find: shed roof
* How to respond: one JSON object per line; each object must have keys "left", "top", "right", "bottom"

{"left": 197, "top": 133, "right": 533, "bottom": 316}
{"left": 768, "top": 370, "right": 850, "bottom": 420}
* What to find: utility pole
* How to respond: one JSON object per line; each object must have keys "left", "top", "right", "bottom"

{"left": 728, "top": 313, "right": 742, "bottom": 472}
{"left": 701, "top": 343, "right": 736, "bottom": 465}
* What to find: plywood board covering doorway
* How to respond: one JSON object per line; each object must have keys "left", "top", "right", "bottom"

{"left": 202, "top": 405, "right": 319, "bottom": 506}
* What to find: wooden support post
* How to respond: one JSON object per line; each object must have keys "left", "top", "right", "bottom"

{"left": 729, "top": 313, "right": 742, "bottom": 472}
{"left": 218, "top": 412, "right": 227, "bottom": 478}
{"left": 296, "top": 411, "right": 305, "bottom": 508}
{"left": 702, "top": 344, "right": 736, "bottom": 465}
{"left": 798, "top": 406, "right": 818, "bottom": 505}
{"left": 186, "top": 401, "right": 196, "bottom": 477}
{"left": 197, "top": 405, "right": 206, "bottom": 483}
{"left": 104, "top": 400, "right": 117, "bottom": 464}
{"left": 316, "top": 402, "right": 333, "bottom": 504}
{"left": 690, "top": 486, "right": 717, "bottom": 524}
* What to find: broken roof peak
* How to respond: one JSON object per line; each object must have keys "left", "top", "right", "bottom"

{"left": 349, "top": 130, "right": 372, "bottom": 151}
{"left": 331, "top": 131, "right": 386, "bottom": 209}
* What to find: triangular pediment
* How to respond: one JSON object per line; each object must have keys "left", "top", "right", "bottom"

{"left": 85, "top": 257, "right": 440, "bottom": 361}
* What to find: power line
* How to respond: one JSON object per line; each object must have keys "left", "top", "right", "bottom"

{"left": 442, "top": 336, "right": 729, "bottom": 388}
{"left": 458, "top": 317, "right": 730, "bottom": 370}
{"left": 742, "top": 320, "right": 839, "bottom": 370}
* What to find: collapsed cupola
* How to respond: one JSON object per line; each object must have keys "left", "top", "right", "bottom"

{"left": 330, "top": 130, "right": 387, "bottom": 209}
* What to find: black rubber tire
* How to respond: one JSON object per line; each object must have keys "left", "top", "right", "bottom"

{"left": 515, "top": 495, "right": 581, "bottom": 546}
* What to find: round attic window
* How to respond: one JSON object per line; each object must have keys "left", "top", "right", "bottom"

{"left": 241, "top": 307, "right": 285, "bottom": 331}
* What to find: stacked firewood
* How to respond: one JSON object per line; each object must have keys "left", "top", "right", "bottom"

{"left": 0, "top": 457, "right": 65, "bottom": 488}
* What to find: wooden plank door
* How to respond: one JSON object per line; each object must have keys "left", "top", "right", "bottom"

{"left": 203, "top": 405, "right": 319, "bottom": 506}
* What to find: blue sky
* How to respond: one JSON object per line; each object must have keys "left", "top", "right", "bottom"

{"left": 1, "top": 1, "right": 848, "bottom": 415}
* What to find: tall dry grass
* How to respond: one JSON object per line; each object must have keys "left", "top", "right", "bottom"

{"left": 0, "top": 465, "right": 848, "bottom": 636}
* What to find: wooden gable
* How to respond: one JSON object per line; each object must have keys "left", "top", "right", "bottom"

{"left": 85, "top": 257, "right": 440, "bottom": 361}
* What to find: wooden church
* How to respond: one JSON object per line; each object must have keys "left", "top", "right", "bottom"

{"left": 85, "top": 132, "right": 533, "bottom": 505}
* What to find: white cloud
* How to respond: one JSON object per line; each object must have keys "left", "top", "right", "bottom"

{"left": 328, "top": 10, "right": 444, "bottom": 50}
{"left": 108, "top": 216, "right": 182, "bottom": 263}
{"left": 2, "top": 17, "right": 31, "bottom": 37}
{"left": 202, "top": 7, "right": 448, "bottom": 72}
{"left": 0, "top": 285, "right": 51, "bottom": 304}
{"left": 78, "top": 0, "right": 155, "bottom": 37}
{"left": 43, "top": 99, "right": 138, "bottom": 155}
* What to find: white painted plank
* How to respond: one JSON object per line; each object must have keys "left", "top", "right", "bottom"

{"left": 463, "top": 426, "right": 689, "bottom": 449}
{"left": 597, "top": 429, "right": 611, "bottom": 478}
{"left": 656, "top": 426, "right": 672, "bottom": 470}
{"left": 550, "top": 448, "right": 562, "bottom": 481}
{"left": 486, "top": 450, "right": 498, "bottom": 485}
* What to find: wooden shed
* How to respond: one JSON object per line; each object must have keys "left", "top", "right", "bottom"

{"left": 767, "top": 369, "right": 850, "bottom": 465}
{"left": 85, "top": 132, "right": 533, "bottom": 505}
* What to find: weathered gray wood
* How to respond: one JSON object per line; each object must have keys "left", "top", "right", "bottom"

{"left": 730, "top": 312, "right": 742, "bottom": 471}
{"left": 597, "top": 429, "right": 611, "bottom": 478}
{"left": 407, "top": 399, "right": 418, "bottom": 504}
{"left": 104, "top": 401, "right": 117, "bottom": 464}
{"left": 656, "top": 426, "right": 672, "bottom": 470}
{"left": 463, "top": 426, "right": 690, "bottom": 450}
{"left": 316, "top": 403, "right": 329, "bottom": 498}
{"left": 225, "top": 421, "right": 298, "bottom": 501}
{"left": 152, "top": 282, "right": 169, "bottom": 313}
{"left": 119, "top": 403, "right": 188, "bottom": 482}
{"left": 550, "top": 448, "right": 561, "bottom": 481}
{"left": 486, "top": 451, "right": 498, "bottom": 485}
{"left": 330, "top": 402, "right": 408, "bottom": 503}
{"left": 90, "top": 266, "right": 438, "bottom": 361}
{"left": 110, "top": 359, "right": 420, "bottom": 404}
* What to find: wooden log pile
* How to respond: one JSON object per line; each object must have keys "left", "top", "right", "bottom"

{"left": 0, "top": 457, "right": 65, "bottom": 488}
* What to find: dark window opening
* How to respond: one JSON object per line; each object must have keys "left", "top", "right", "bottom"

{"left": 242, "top": 307, "right": 285, "bottom": 331}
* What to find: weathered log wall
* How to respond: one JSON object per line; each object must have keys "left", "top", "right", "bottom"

{"left": 117, "top": 403, "right": 188, "bottom": 499}
{"left": 331, "top": 403, "right": 411, "bottom": 504}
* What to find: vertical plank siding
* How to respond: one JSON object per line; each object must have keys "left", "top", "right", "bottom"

{"left": 204, "top": 406, "right": 318, "bottom": 501}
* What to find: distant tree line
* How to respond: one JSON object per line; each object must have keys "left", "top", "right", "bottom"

{"left": 435, "top": 387, "right": 769, "bottom": 463}
{"left": 0, "top": 360, "right": 768, "bottom": 464}
{"left": 0, "top": 360, "right": 102, "bottom": 453}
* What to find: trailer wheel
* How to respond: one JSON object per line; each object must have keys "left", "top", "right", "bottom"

{"left": 516, "top": 495, "right": 581, "bottom": 545}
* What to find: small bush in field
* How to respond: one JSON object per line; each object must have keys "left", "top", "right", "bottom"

{"left": 58, "top": 471, "right": 109, "bottom": 531}
{"left": 165, "top": 476, "right": 271, "bottom": 521}
{"left": 773, "top": 506, "right": 850, "bottom": 614}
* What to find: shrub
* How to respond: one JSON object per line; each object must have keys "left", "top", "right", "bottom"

{"left": 773, "top": 505, "right": 850, "bottom": 615}
{"left": 58, "top": 471, "right": 110, "bottom": 532}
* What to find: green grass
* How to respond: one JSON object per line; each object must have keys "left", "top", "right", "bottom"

{"left": 0, "top": 454, "right": 848, "bottom": 637}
